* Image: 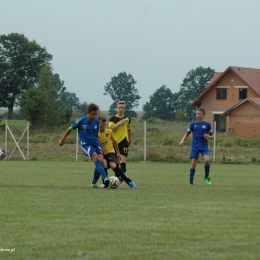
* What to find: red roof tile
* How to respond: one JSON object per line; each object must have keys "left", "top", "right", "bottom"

{"left": 222, "top": 97, "right": 260, "bottom": 115}
{"left": 191, "top": 66, "right": 260, "bottom": 106}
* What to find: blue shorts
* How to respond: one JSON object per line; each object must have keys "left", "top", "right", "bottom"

{"left": 80, "top": 144, "right": 103, "bottom": 159}
{"left": 189, "top": 145, "right": 210, "bottom": 160}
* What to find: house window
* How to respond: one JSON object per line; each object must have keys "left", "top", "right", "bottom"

{"left": 239, "top": 88, "right": 247, "bottom": 99}
{"left": 216, "top": 88, "right": 227, "bottom": 100}
{"left": 214, "top": 114, "right": 226, "bottom": 132}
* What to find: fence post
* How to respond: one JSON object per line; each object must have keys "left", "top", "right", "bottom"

{"left": 5, "top": 120, "right": 29, "bottom": 160}
{"left": 27, "top": 121, "right": 29, "bottom": 160}
{"left": 144, "top": 120, "right": 146, "bottom": 161}
{"left": 5, "top": 120, "right": 7, "bottom": 155}
{"left": 213, "top": 121, "right": 216, "bottom": 162}
{"left": 76, "top": 128, "right": 79, "bottom": 162}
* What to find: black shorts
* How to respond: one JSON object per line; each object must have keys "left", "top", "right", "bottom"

{"left": 104, "top": 153, "right": 116, "bottom": 164}
{"left": 118, "top": 137, "right": 129, "bottom": 157}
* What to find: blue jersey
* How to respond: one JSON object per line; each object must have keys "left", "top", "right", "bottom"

{"left": 71, "top": 116, "right": 100, "bottom": 146}
{"left": 187, "top": 121, "right": 213, "bottom": 147}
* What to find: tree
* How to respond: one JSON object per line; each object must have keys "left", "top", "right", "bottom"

{"left": 175, "top": 109, "right": 186, "bottom": 122}
{"left": 78, "top": 101, "right": 88, "bottom": 114}
{"left": 142, "top": 85, "right": 175, "bottom": 120}
{"left": 0, "top": 33, "right": 52, "bottom": 119}
{"left": 53, "top": 73, "right": 80, "bottom": 123}
{"left": 59, "top": 91, "right": 80, "bottom": 123}
{"left": 178, "top": 66, "right": 215, "bottom": 120}
{"left": 18, "top": 88, "right": 47, "bottom": 127}
{"left": 37, "top": 64, "right": 63, "bottom": 127}
{"left": 104, "top": 72, "right": 141, "bottom": 118}
{"left": 18, "top": 66, "right": 80, "bottom": 126}
{"left": 18, "top": 64, "right": 61, "bottom": 127}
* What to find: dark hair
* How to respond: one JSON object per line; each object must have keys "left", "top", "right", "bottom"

{"left": 87, "top": 103, "right": 99, "bottom": 113}
{"left": 98, "top": 116, "right": 107, "bottom": 122}
{"left": 196, "top": 107, "right": 205, "bottom": 114}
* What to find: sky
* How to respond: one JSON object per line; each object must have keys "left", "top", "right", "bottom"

{"left": 1, "top": 0, "right": 260, "bottom": 110}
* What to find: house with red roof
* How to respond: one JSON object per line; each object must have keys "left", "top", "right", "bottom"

{"left": 190, "top": 66, "right": 260, "bottom": 137}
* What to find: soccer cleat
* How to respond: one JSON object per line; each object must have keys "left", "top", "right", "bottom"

{"left": 204, "top": 177, "right": 212, "bottom": 185}
{"left": 91, "top": 183, "right": 99, "bottom": 188}
{"left": 189, "top": 183, "right": 193, "bottom": 186}
{"left": 91, "top": 183, "right": 105, "bottom": 188}
{"left": 128, "top": 181, "right": 136, "bottom": 189}
{"left": 104, "top": 177, "right": 110, "bottom": 187}
{"left": 119, "top": 179, "right": 124, "bottom": 185}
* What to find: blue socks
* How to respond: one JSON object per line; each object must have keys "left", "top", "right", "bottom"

{"left": 204, "top": 164, "right": 210, "bottom": 178}
{"left": 94, "top": 160, "right": 107, "bottom": 180}
{"left": 190, "top": 164, "right": 210, "bottom": 184}
{"left": 190, "top": 168, "right": 195, "bottom": 184}
{"left": 92, "top": 168, "right": 100, "bottom": 184}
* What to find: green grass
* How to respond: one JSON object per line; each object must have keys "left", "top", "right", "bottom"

{"left": 0, "top": 161, "right": 259, "bottom": 259}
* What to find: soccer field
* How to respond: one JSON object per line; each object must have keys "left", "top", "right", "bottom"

{"left": 0, "top": 161, "right": 259, "bottom": 260}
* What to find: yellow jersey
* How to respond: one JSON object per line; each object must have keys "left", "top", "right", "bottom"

{"left": 98, "top": 129, "right": 116, "bottom": 154}
{"left": 108, "top": 115, "right": 131, "bottom": 143}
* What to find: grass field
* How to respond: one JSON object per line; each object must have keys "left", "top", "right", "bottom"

{"left": 0, "top": 161, "right": 260, "bottom": 260}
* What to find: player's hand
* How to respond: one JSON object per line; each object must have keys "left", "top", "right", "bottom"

{"left": 120, "top": 119, "right": 126, "bottom": 125}
{"left": 179, "top": 141, "right": 184, "bottom": 147}
{"left": 102, "top": 148, "right": 108, "bottom": 154}
{"left": 203, "top": 134, "right": 209, "bottom": 139}
{"left": 58, "top": 140, "right": 64, "bottom": 146}
{"left": 116, "top": 154, "right": 121, "bottom": 161}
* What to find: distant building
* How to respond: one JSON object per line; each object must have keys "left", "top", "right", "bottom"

{"left": 191, "top": 66, "right": 260, "bottom": 137}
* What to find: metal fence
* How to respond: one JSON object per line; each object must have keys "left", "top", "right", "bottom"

{"left": 1, "top": 120, "right": 260, "bottom": 164}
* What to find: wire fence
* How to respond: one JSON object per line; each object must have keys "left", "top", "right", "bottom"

{"left": 1, "top": 120, "right": 260, "bottom": 164}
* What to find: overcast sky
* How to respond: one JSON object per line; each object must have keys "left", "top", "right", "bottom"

{"left": 1, "top": 0, "right": 260, "bottom": 110}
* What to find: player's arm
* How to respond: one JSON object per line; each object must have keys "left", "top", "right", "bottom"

{"left": 109, "top": 119, "right": 126, "bottom": 131}
{"left": 58, "top": 126, "right": 73, "bottom": 146}
{"left": 127, "top": 121, "right": 131, "bottom": 145}
{"left": 204, "top": 131, "right": 214, "bottom": 139}
{"left": 179, "top": 132, "right": 190, "bottom": 147}
{"left": 112, "top": 136, "right": 121, "bottom": 158}
{"left": 128, "top": 129, "right": 131, "bottom": 145}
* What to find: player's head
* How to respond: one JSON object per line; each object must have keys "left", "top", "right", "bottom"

{"left": 196, "top": 108, "right": 205, "bottom": 122}
{"left": 87, "top": 103, "right": 99, "bottom": 121}
{"left": 116, "top": 101, "right": 126, "bottom": 116}
{"left": 98, "top": 116, "right": 107, "bottom": 131}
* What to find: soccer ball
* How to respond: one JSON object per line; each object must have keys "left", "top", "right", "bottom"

{"left": 0, "top": 148, "right": 6, "bottom": 160}
{"left": 109, "top": 176, "right": 119, "bottom": 189}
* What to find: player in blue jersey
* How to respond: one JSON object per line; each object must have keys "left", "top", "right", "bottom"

{"left": 179, "top": 108, "right": 214, "bottom": 185}
{"left": 58, "top": 103, "right": 110, "bottom": 188}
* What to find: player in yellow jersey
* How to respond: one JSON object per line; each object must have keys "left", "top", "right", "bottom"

{"left": 108, "top": 101, "right": 131, "bottom": 185}
{"left": 98, "top": 116, "right": 136, "bottom": 189}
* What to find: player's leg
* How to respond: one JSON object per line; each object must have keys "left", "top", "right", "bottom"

{"left": 189, "top": 158, "right": 197, "bottom": 185}
{"left": 109, "top": 162, "right": 136, "bottom": 189}
{"left": 189, "top": 147, "right": 198, "bottom": 185}
{"left": 118, "top": 138, "right": 129, "bottom": 185}
{"left": 100, "top": 154, "right": 109, "bottom": 184}
{"left": 93, "top": 153, "right": 110, "bottom": 187}
{"left": 201, "top": 146, "right": 211, "bottom": 185}
{"left": 91, "top": 168, "right": 101, "bottom": 188}
{"left": 80, "top": 144, "right": 109, "bottom": 187}
{"left": 203, "top": 155, "right": 211, "bottom": 185}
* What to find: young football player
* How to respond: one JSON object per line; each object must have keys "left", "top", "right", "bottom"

{"left": 179, "top": 108, "right": 214, "bottom": 185}
{"left": 108, "top": 101, "right": 131, "bottom": 185}
{"left": 0, "top": 148, "right": 6, "bottom": 160}
{"left": 98, "top": 116, "right": 136, "bottom": 189}
{"left": 58, "top": 103, "right": 110, "bottom": 187}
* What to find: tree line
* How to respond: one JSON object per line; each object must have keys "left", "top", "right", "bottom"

{"left": 0, "top": 33, "right": 215, "bottom": 127}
